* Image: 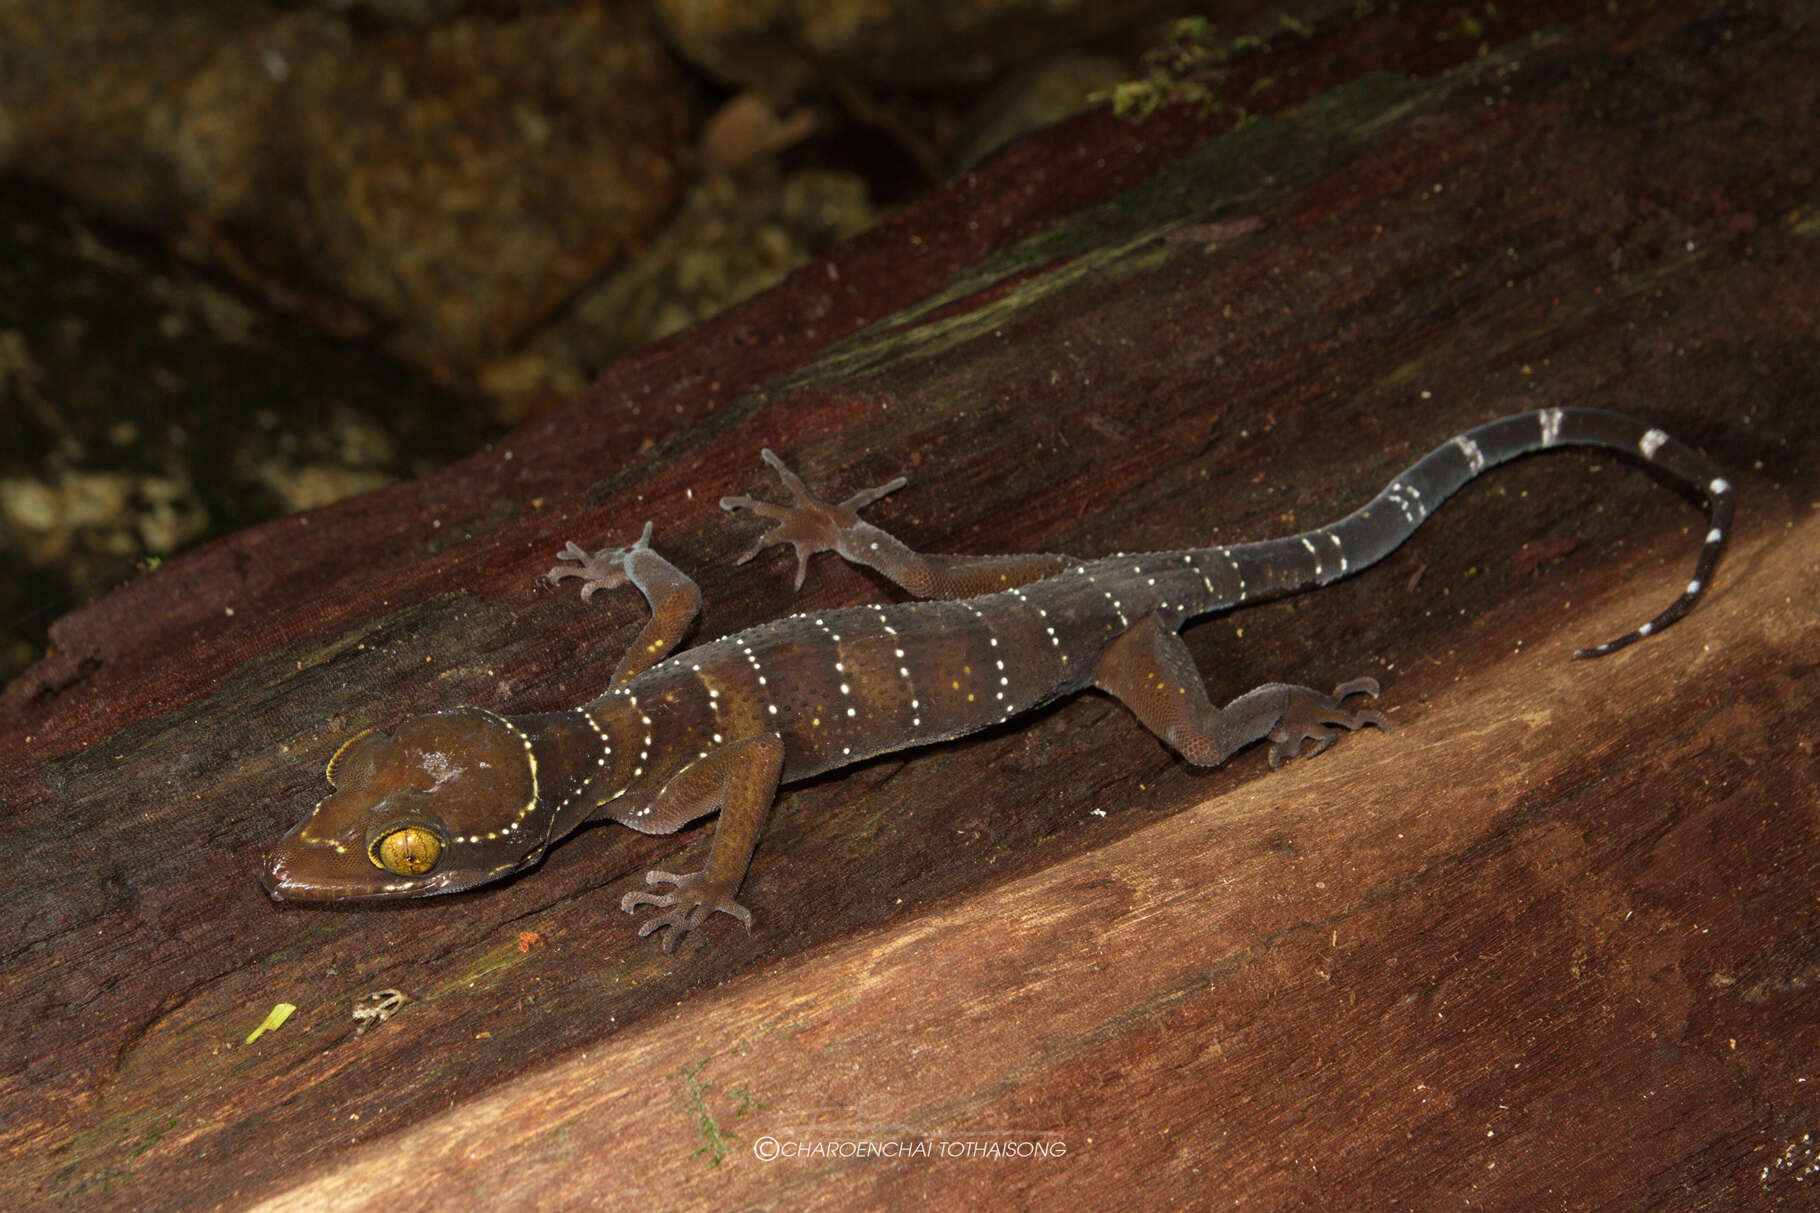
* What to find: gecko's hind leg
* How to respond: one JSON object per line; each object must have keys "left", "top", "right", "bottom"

{"left": 722, "top": 449, "right": 1076, "bottom": 598}
{"left": 720, "top": 449, "right": 907, "bottom": 589}
{"left": 1094, "top": 615, "right": 1389, "bottom": 769}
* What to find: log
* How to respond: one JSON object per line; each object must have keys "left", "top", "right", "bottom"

{"left": 4, "top": 4, "right": 1816, "bottom": 1207}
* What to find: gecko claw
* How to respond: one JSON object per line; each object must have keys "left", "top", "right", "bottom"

{"left": 1265, "top": 678, "right": 1390, "bottom": 769}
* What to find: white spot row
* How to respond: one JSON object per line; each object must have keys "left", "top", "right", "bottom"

{"left": 601, "top": 691, "right": 655, "bottom": 816}
{"left": 1300, "top": 535, "right": 1324, "bottom": 581}
{"left": 874, "top": 610, "right": 923, "bottom": 730}
{"left": 1384, "top": 479, "right": 1425, "bottom": 527}
{"left": 1012, "top": 587, "right": 1068, "bottom": 667}
{"left": 737, "top": 635, "right": 778, "bottom": 718}
{"left": 961, "top": 602, "right": 1015, "bottom": 722}
{"left": 456, "top": 708, "right": 540, "bottom": 844}
{"left": 550, "top": 706, "right": 615, "bottom": 822}
{"left": 1453, "top": 433, "right": 1486, "bottom": 474}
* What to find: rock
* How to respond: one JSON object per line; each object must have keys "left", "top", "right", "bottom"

{"left": 655, "top": 0, "right": 1172, "bottom": 95}
{"left": 0, "top": 1, "right": 693, "bottom": 371}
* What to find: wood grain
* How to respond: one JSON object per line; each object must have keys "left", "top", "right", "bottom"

{"left": 3, "top": 4, "right": 1816, "bottom": 1208}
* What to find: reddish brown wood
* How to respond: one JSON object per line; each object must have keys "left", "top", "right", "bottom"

{"left": 4, "top": 4, "right": 1817, "bottom": 1208}
{"left": 254, "top": 514, "right": 1820, "bottom": 1208}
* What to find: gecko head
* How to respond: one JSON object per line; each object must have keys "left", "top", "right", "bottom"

{"left": 261, "top": 707, "right": 559, "bottom": 902}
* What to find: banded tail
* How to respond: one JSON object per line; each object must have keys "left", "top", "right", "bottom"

{"left": 1208, "top": 407, "right": 1732, "bottom": 657}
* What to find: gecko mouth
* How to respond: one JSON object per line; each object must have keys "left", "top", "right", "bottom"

{"left": 259, "top": 836, "right": 536, "bottom": 902}
{"left": 259, "top": 847, "right": 451, "bottom": 901}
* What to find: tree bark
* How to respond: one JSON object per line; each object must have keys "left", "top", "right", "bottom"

{"left": 4, "top": 4, "right": 1817, "bottom": 1208}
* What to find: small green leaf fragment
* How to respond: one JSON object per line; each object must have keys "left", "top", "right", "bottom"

{"left": 246, "top": 1002, "right": 297, "bottom": 1044}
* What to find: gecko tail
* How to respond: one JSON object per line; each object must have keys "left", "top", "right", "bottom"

{"left": 1492, "top": 408, "right": 1733, "bottom": 659}
{"left": 1571, "top": 454, "right": 1734, "bottom": 658}
{"left": 1214, "top": 407, "right": 1734, "bottom": 656}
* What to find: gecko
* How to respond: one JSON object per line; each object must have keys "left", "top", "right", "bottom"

{"left": 261, "top": 407, "right": 1733, "bottom": 951}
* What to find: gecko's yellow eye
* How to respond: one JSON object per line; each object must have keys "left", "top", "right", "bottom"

{"left": 370, "top": 826, "right": 444, "bottom": 876}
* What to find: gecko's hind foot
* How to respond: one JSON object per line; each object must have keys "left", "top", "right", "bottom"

{"left": 720, "top": 449, "right": 906, "bottom": 589}
{"left": 547, "top": 522, "right": 655, "bottom": 601}
{"left": 621, "top": 868, "right": 754, "bottom": 953}
{"left": 1266, "top": 678, "right": 1390, "bottom": 769}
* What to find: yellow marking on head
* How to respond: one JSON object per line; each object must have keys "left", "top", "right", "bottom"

{"left": 299, "top": 796, "right": 351, "bottom": 853}
{"left": 324, "top": 727, "right": 379, "bottom": 787}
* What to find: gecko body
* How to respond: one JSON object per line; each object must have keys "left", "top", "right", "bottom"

{"left": 263, "top": 408, "right": 1732, "bottom": 950}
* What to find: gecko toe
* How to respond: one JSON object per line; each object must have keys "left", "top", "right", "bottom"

{"left": 724, "top": 450, "right": 908, "bottom": 591}
{"left": 721, "top": 494, "right": 787, "bottom": 521}
{"left": 839, "top": 476, "right": 908, "bottom": 512}
{"left": 1268, "top": 727, "right": 1338, "bottom": 768}
{"left": 1331, "top": 677, "right": 1381, "bottom": 702}
{"left": 622, "top": 868, "right": 753, "bottom": 950}
{"left": 757, "top": 448, "right": 818, "bottom": 502}
{"left": 1263, "top": 678, "right": 1391, "bottom": 768}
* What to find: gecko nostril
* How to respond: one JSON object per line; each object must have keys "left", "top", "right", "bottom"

{"left": 259, "top": 853, "right": 290, "bottom": 896}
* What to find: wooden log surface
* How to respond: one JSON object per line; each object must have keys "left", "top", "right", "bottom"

{"left": 4, "top": 4, "right": 1817, "bottom": 1208}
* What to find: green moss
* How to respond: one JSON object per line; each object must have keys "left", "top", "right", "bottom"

{"left": 672, "top": 1058, "right": 762, "bottom": 1167}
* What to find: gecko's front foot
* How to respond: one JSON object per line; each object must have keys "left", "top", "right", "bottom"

{"left": 547, "top": 522, "right": 655, "bottom": 601}
{"left": 720, "top": 449, "right": 906, "bottom": 589}
{"left": 621, "top": 867, "right": 755, "bottom": 952}
{"left": 1266, "top": 677, "right": 1390, "bottom": 768}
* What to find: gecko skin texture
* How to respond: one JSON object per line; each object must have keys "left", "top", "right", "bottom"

{"left": 262, "top": 408, "right": 1733, "bottom": 951}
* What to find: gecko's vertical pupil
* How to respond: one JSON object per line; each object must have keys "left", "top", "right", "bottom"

{"left": 371, "top": 826, "right": 443, "bottom": 876}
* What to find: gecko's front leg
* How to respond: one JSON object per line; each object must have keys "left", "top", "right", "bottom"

{"left": 548, "top": 522, "right": 702, "bottom": 687}
{"left": 613, "top": 733, "right": 787, "bottom": 952}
